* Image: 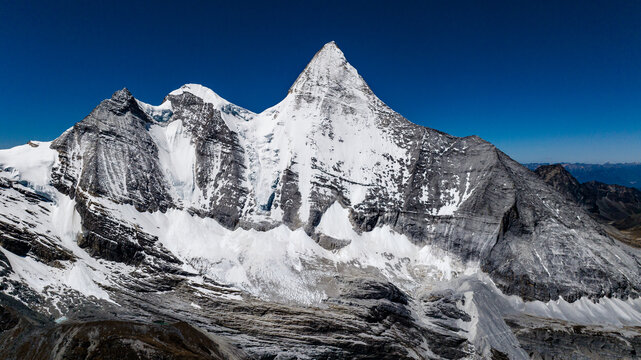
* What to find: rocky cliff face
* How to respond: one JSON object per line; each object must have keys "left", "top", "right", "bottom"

{"left": 51, "top": 88, "right": 174, "bottom": 212}
{"left": 2, "top": 42, "right": 641, "bottom": 359}
{"left": 48, "top": 42, "right": 641, "bottom": 303}
{"left": 535, "top": 164, "right": 641, "bottom": 246}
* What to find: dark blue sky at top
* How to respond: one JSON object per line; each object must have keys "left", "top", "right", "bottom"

{"left": 1, "top": 0, "right": 640, "bottom": 163}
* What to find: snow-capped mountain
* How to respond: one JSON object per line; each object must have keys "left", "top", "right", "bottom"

{"left": 2, "top": 42, "right": 641, "bottom": 359}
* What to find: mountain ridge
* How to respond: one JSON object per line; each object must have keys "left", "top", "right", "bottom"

{"left": 534, "top": 164, "right": 641, "bottom": 247}
{"left": 525, "top": 162, "right": 641, "bottom": 190}
{"left": 9, "top": 41, "right": 641, "bottom": 303}
{"left": 2, "top": 41, "right": 641, "bottom": 359}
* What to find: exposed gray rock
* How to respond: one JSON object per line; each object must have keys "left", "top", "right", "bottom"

{"left": 164, "top": 91, "right": 249, "bottom": 228}
{"left": 74, "top": 191, "right": 181, "bottom": 267}
{"left": 535, "top": 164, "right": 641, "bottom": 246}
{"left": 535, "top": 164, "right": 641, "bottom": 223}
{"left": 43, "top": 43, "right": 641, "bottom": 304}
{"left": 0, "top": 179, "right": 73, "bottom": 263}
{"left": 0, "top": 298, "right": 247, "bottom": 360}
{"left": 3, "top": 41, "right": 641, "bottom": 359}
{"left": 506, "top": 314, "right": 641, "bottom": 360}
{"left": 313, "top": 233, "right": 351, "bottom": 250}
{"left": 51, "top": 88, "right": 174, "bottom": 212}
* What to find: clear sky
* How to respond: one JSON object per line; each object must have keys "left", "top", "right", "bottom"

{"left": 1, "top": 0, "right": 640, "bottom": 163}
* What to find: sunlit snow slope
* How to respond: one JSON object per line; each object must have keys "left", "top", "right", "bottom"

{"left": 2, "top": 41, "right": 641, "bottom": 359}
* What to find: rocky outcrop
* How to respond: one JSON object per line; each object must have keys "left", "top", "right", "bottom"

{"left": 74, "top": 192, "right": 182, "bottom": 268}
{"left": 51, "top": 88, "right": 174, "bottom": 213}
{"left": 39, "top": 43, "right": 641, "bottom": 304}
{"left": 3, "top": 41, "right": 641, "bottom": 359}
{"left": 506, "top": 315, "right": 641, "bottom": 359}
{"left": 109, "top": 278, "right": 474, "bottom": 360}
{"left": 535, "top": 163, "right": 585, "bottom": 202}
{"left": 163, "top": 90, "right": 249, "bottom": 228}
{"left": 0, "top": 300, "right": 247, "bottom": 360}
{"left": 0, "top": 179, "right": 73, "bottom": 263}
{"left": 535, "top": 164, "right": 641, "bottom": 246}
{"left": 526, "top": 162, "right": 641, "bottom": 190}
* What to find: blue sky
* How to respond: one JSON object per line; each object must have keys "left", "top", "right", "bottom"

{"left": 1, "top": 0, "right": 640, "bottom": 163}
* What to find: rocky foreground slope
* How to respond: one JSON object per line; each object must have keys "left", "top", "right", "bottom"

{"left": 2, "top": 42, "right": 641, "bottom": 359}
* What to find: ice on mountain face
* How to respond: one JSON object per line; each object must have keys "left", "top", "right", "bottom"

{"left": 148, "top": 121, "right": 201, "bottom": 208}
{"left": 5, "top": 41, "right": 641, "bottom": 359}
{"left": 317, "top": 202, "right": 356, "bottom": 239}
{"left": 167, "top": 84, "right": 255, "bottom": 124}
{"left": 3, "top": 246, "right": 113, "bottom": 304}
{"left": 90, "top": 198, "right": 469, "bottom": 305}
{"left": 169, "top": 84, "right": 229, "bottom": 109}
{"left": 0, "top": 191, "right": 117, "bottom": 305}
{"left": 137, "top": 99, "right": 173, "bottom": 122}
{"left": 240, "top": 41, "right": 413, "bottom": 223}
{"left": 500, "top": 288, "right": 641, "bottom": 327}
{"left": 0, "top": 141, "right": 58, "bottom": 192}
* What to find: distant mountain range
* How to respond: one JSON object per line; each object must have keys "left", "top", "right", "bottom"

{"left": 524, "top": 162, "right": 641, "bottom": 190}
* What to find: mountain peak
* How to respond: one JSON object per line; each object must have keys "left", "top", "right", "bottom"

{"left": 111, "top": 88, "right": 133, "bottom": 102}
{"left": 289, "top": 41, "right": 368, "bottom": 95}
{"left": 534, "top": 164, "right": 583, "bottom": 202}
{"left": 168, "top": 83, "right": 229, "bottom": 108}
{"left": 106, "top": 87, "right": 141, "bottom": 116}
{"left": 317, "top": 41, "right": 344, "bottom": 58}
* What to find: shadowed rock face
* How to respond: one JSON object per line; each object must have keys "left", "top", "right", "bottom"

{"left": 535, "top": 164, "right": 584, "bottom": 202}
{"left": 581, "top": 181, "right": 641, "bottom": 222}
{"left": 4, "top": 42, "right": 641, "bottom": 359}
{"left": 535, "top": 164, "right": 641, "bottom": 246}
{"left": 506, "top": 315, "right": 641, "bottom": 360}
{"left": 163, "top": 91, "right": 249, "bottom": 228}
{"left": 51, "top": 88, "right": 174, "bottom": 213}
{"left": 42, "top": 43, "right": 641, "bottom": 304}
{"left": 0, "top": 301, "right": 247, "bottom": 360}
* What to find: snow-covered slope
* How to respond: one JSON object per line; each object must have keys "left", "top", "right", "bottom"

{"left": 2, "top": 41, "right": 641, "bottom": 359}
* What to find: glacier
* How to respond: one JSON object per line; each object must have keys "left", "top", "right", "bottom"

{"left": 1, "top": 41, "right": 641, "bottom": 359}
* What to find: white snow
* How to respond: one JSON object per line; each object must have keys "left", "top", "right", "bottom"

{"left": 0, "top": 141, "right": 57, "bottom": 192}
{"left": 148, "top": 121, "right": 201, "bottom": 207}
{"left": 65, "top": 262, "right": 112, "bottom": 300}
{"left": 94, "top": 198, "right": 468, "bottom": 305}
{"left": 169, "top": 84, "right": 229, "bottom": 109}
{"left": 316, "top": 202, "right": 356, "bottom": 240}
{"left": 0, "top": 185, "right": 125, "bottom": 307}
{"left": 132, "top": 43, "right": 458, "bottom": 225}
{"left": 2, "top": 247, "right": 112, "bottom": 302}
{"left": 508, "top": 294, "right": 641, "bottom": 327}
{"left": 190, "top": 302, "right": 202, "bottom": 309}
{"left": 437, "top": 187, "right": 461, "bottom": 216}
{"left": 0, "top": 149, "right": 118, "bottom": 305}
{"left": 4, "top": 42, "right": 640, "bottom": 339}
{"left": 234, "top": 42, "right": 409, "bottom": 221}
{"left": 0, "top": 44, "right": 478, "bottom": 311}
